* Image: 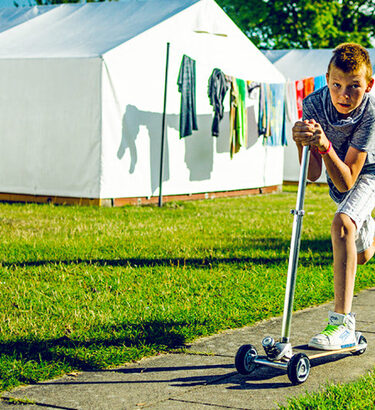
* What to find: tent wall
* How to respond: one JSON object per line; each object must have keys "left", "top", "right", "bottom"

{"left": 100, "top": 0, "right": 285, "bottom": 199}
{"left": 0, "top": 57, "right": 102, "bottom": 197}
{"left": 0, "top": 0, "right": 286, "bottom": 201}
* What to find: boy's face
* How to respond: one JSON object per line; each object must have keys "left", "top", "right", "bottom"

{"left": 326, "top": 64, "right": 374, "bottom": 118}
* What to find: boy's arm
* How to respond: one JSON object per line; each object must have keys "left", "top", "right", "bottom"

{"left": 297, "top": 119, "right": 367, "bottom": 192}
{"left": 296, "top": 142, "right": 322, "bottom": 181}
{"left": 322, "top": 146, "right": 367, "bottom": 192}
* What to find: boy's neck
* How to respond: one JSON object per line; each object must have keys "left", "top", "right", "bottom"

{"left": 338, "top": 112, "right": 351, "bottom": 119}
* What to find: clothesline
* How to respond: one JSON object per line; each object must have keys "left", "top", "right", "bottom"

{"left": 217, "top": 74, "right": 327, "bottom": 150}
{"left": 177, "top": 53, "right": 328, "bottom": 158}
{"left": 209, "top": 70, "right": 288, "bottom": 151}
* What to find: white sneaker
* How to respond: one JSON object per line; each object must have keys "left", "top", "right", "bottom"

{"left": 308, "top": 311, "right": 356, "bottom": 351}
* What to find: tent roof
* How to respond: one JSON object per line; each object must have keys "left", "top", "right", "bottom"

{"left": 0, "top": 0, "right": 200, "bottom": 57}
{"left": 0, "top": 5, "right": 52, "bottom": 33}
{"left": 262, "top": 49, "right": 375, "bottom": 80}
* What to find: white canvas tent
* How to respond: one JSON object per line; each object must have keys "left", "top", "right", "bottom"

{"left": 263, "top": 48, "right": 375, "bottom": 183}
{"left": 0, "top": 0, "right": 285, "bottom": 205}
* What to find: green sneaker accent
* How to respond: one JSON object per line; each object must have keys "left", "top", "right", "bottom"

{"left": 320, "top": 324, "right": 340, "bottom": 336}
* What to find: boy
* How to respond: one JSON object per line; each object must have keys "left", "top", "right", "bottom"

{"left": 292, "top": 43, "right": 375, "bottom": 350}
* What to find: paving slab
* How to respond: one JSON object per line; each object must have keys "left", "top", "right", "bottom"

{"left": 1, "top": 289, "right": 375, "bottom": 409}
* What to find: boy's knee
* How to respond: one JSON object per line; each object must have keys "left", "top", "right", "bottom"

{"left": 358, "top": 250, "right": 372, "bottom": 265}
{"left": 357, "top": 253, "right": 367, "bottom": 265}
{"left": 331, "top": 213, "right": 356, "bottom": 241}
{"left": 357, "top": 238, "right": 375, "bottom": 265}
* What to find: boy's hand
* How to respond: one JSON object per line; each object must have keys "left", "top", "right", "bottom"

{"left": 292, "top": 120, "right": 314, "bottom": 146}
{"left": 292, "top": 119, "right": 330, "bottom": 152}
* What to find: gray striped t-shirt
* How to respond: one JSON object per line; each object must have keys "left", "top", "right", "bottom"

{"left": 302, "top": 86, "right": 375, "bottom": 203}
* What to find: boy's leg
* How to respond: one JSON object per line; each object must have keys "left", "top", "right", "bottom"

{"left": 332, "top": 174, "right": 375, "bottom": 313}
{"left": 357, "top": 239, "right": 375, "bottom": 264}
{"left": 357, "top": 216, "right": 375, "bottom": 265}
{"left": 309, "top": 174, "right": 375, "bottom": 350}
{"left": 331, "top": 212, "right": 357, "bottom": 314}
{"left": 308, "top": 213, "right": 357, "bottom": 350}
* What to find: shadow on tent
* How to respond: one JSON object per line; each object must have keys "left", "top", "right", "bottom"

{"left": 118, "top": 104, "right": 259, "bottom": 194}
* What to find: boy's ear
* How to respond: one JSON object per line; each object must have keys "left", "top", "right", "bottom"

{"left": 366, "top": 77, "right": 374, "bottom": 93}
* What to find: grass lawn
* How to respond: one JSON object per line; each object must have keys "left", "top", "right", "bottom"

{"left": 280, "top": 368, "right": 375, "bottom": 409}
{"left": 0, "top": 184, "right": 374, "bottom": 406}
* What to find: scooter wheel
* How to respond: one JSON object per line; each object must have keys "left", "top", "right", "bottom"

{"left": 235, "top": 344, "right": 258, "bottom": 375}
{"left": 352, "top": 335, "right": 367, "bottom": 356}
{"left": 287, "top": 353, "right": 310, "bottom": 385}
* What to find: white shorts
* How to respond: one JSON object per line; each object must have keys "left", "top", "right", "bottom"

{"left": 336, "top": 174, "right": 375, "bottom": 253}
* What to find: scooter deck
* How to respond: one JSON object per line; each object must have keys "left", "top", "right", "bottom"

{"left": 293, "top": 344, "right": 359, "bottom": 359}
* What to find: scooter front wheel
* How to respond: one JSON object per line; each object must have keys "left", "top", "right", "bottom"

{"left": 235, "top": 344, "right": 258, "bottom": 375}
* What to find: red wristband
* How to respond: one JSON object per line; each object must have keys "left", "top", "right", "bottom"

{"left": 318, "top": 140, "right": 332, "bottom": 155}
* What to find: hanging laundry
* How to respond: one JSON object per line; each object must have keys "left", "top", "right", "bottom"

{"left": 258, "top": 83, "right": 287, "bottom": 146}
{"left": 237, "top": 79, "right": 248, "bottom": 147}
{"left": 314, "top": 74, "right": 327, "bottom": 91}
{"left": 247, "top": 81, "right": 260, "bottom": 98}
{"left": 295, "top": 79, "right": 304, "bottom": 120}
{"left": 177, "top": 54, "right": 198, "bottom": 138}
{"left": 258, "top": 83, "right": 271, "bottom": 138}
{"left": 208, "top": 68, "right": 229, "bottom": 137}
{"left": 285, "top": 80, "right": 298, "bottom": 124}
{"left": 303, "top": 77, "right": 315, "bottom": 98}
{"left": 229, "top": 78, "right": 247, "bottom": 158}
{"left": 268, "top": 83, "right": 287, "bottom": 146}
{"left": 281, "top": 102, "right": 287, "bottom": 146}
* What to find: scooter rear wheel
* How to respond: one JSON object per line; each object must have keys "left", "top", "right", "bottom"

{"left": 288, "top": 353, "right": 310, "bottom": 385}
{"left": 352, "top": 335, "right": 367, "bottom": 356}
{"left": 235, "top": 344, "right": 258, "bottom": 375}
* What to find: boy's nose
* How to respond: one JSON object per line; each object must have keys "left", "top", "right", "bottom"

{"left": 340, "top": 89, "right": 350, "bottom": 99}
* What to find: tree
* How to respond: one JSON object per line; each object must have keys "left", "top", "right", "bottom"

{"left": 216, "top": 0, "right": 375, "bottom": 49}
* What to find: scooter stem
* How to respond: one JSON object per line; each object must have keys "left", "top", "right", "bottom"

{"left": 281, "top": 145, "right": 310, "bottom": 343}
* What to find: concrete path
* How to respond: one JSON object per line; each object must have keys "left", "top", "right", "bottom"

{"left": 1, "top": 288, "right": 375, "bottom": 409}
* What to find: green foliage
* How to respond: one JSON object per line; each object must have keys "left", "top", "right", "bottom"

{"left": 217, "top": 0, "right": 375, "bottom": 49}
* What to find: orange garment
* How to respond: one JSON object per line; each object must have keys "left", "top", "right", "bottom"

{"left": 303, "top": 77, "right": 315, "bottom": 98}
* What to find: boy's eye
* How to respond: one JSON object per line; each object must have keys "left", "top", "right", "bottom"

{"left": 351, "top": 84, "right": 360, "bottom": 89}
{"left": 333, "top": 83, "right": 341, "bottom": 88}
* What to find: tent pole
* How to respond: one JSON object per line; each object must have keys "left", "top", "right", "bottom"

{"left": 158, "top": 42, "right": 170, "bottom": 207}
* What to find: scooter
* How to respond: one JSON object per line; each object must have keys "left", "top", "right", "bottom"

{"left": 235, "top": 145, "right": 367, "bottom": 385}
